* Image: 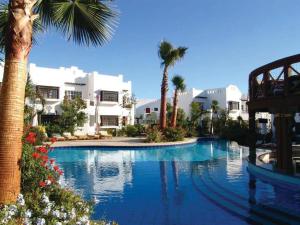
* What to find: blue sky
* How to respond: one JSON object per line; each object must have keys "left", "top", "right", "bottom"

{"left": 30, "top": 0, "right": 300, "bottom": 99}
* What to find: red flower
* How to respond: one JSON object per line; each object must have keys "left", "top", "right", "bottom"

{"left": 50, "top": 137, "right": 57, "bottom": 143}
{"left": 39, "top": 181, "right": 46, "bottom": 187}
{"left": 58, "top": 170, "right": 63, "bottom": 176}
{"left": 25, "top": 132, "right": 36, "bottom": 144}
{"left": 49, "top": 159, "right": 55, "bottom": 165}
{"left": 38, "top": 146, "right": 48, "bottom": 153}
{"left": 32, "top": 152, "right": 40, "bottom": 159}
{"left": 41, "top": 155, "right": 48, "bottom": 162}
{"left": 53, "top": 165, "right": 59, "bottom": 171}
{"left": 40, "top": 161, "right": 47, "bottom": 167}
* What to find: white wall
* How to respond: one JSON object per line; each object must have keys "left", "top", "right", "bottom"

{"left": 0, "top": 63, "right": 134, "bottom": 134}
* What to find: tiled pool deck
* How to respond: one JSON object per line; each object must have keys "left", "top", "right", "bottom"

{"left": 51, "top": 137, "right": 199, "bottom": 148}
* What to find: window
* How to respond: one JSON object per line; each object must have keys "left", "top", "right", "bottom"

{"left": 228, "top": 101, "right": 239, "bottom": 110}
{"left": 154, "top": 107, "right": 158, "bottom": 112}
{"left": 65, "top": 90, "right": 82, "bottom": 100}
{"left": 37, "top": 86, "right": 59, "bottom": 99}
{"left": 145, "top": 108, "right": 150, "bottom": 113}
{"left": 101, "top": 116, "right": 119, "bottom": 126}
{"left": 100, "top": 91, "right": 118, "bottom": 102}
{"left": 90, "top": 101, "right": 94, "bottom": 106}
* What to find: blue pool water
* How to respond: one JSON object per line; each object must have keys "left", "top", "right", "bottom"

{"left": 50, "top": 140, "right": 300, "bottom": 225}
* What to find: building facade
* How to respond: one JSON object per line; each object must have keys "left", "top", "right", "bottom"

{"left": 135, "top": 85, "right": 249, "bottom": 123}
{"left": 0, "top": 63, "right": 135, "bottom": 134}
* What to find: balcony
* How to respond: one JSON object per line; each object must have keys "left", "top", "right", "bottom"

{"left": 248, "top": 54, "right": 300, "bottom": 112}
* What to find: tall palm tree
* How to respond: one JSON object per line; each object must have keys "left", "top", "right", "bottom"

{"left": 158, "top": 41, "right": 187, "bottom": 130}
{"left": 171, "top": 75, "right": 185, "bottom": 128}
{"left": 0, "top": 0, "right": 117, "bottom": 203}
{"left": 210, "top": 100, "right": 219, "bottom": 135}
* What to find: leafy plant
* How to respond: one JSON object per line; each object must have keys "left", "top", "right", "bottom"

{"left": 145, "top": 128, "right": 162, "bottom": 143}
{"left": 58, "top": 97, "right": 87, "bottom": 135}
{"left": 163, "top": 127, "right": 185, "bottom": 142}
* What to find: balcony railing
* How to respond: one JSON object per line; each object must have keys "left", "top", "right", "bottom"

{"left": 249, "top": 54, "right": 300, "bottom": 101}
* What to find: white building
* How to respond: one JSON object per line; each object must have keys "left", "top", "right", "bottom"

{"left": 135, "top": 84, "right": 248, "bottom": 123}
{"left": 195, "top": 84, "right": 248, "bottom": 120}
{"left": 0, "top": 63, "right": 135, "bottom": 134}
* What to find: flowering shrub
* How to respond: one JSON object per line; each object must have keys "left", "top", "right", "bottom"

{"left": 0, "top": 133, "right": 117, "bottom": 225}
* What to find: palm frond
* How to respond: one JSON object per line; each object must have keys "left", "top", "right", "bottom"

{"left": 158, "top": 40, "right": 188, "bottom": 68}
{"left": 158, "top": 40, "right": 173, "bottom": 64}
{"left": 48, "top": 0, "right": 118, "bottom": 46}
{"left": 172, "top": 75, "right": 186, "bottom": 92}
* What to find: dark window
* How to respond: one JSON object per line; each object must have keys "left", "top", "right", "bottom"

{"left": 146, "top": 108, "right": 150, "bottom": 113}
{"left": 90, "top": 101, "right": 94, "bottom": 106}
{"left": 41, "top": 115, "right": 60, "bottom": 125}
{"left": 37, "top": 86, "right": 59, "bottom": 99}
{"left": 65, "top": 90, "right": 82, "bottom": 100}
{"left": 100, "top": 91, "right": 118, "bottom": 102}
{"left": 228, "top": 101, "right": 239, "bottom": 110}
{"left": 154, "top": 107, "right": 158, "bottom": 112}
{"left": 101, "top": 116, "right": 119, "bottom": 126}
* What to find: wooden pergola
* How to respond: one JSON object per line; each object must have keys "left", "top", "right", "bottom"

{"left": 248, "top": 54, "right": 300, "bottom": 174}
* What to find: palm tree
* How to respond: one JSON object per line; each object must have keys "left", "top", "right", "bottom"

{"left": 210, "top": 100, "right": 219, "bottom": 135}
{"left": 171, "top": 75, "right": 186, "bottom": 128}
{"left": 0, "top": 0, "right": 117, "bottom": 203}
{"left": 158, "top": 41, "right": 187, "bottom": 130}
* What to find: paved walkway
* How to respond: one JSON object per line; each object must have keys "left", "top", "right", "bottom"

{"left": 52, "top": 137, "right": 198, "bottom": 147}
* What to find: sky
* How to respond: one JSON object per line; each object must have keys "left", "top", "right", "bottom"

{"left": 29, "top": 0, "right": 300, "bottom": 99}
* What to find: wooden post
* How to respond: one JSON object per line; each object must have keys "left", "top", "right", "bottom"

{"left": 249, "top": 110, "right": 256, "bottom": 164}
{"left": 274, "top": 112, "right": 294, "bottom": 174}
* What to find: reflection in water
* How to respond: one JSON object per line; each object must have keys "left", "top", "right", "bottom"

{"left": 59, "top": 150, "right": 134, "bottom": 203}
{"left": 50, "top": 141, "right": 300, "bottom": 225}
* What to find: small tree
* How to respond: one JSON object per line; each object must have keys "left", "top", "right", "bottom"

{"left": 24, "top": 74, "right": 45, "bottom": 126}
{"left": 58, "top": 97, "right": 87, "bottom": 135}
{"left": 210, "top": 100, "right": 219, "bottom": 135}
{"left": 171, "top": 75, "right": 186, "bottom": 128}
{"left": 189, "top": 102, "right": 206, "bottom": 135}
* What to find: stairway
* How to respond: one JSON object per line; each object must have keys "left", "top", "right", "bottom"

{"left": 191, "top": 162, "right": 300, "bottom": 225}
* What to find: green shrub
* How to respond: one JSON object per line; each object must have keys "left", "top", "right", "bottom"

{"left": 134, "top": 124, "right": 146, "bottom": 136}
{"left": 163, "top": 127, "right": 185, "bottom": 142}
{"left": 125, "top": 125, "right": 139, "bottom": 137}
{"left": 145, "top": 128, "right": 162, "bottom": 143}
{"left": 219, "top": 119, "right": 250, "bottom": 146}
{"left": 45, "top": 123, "right": 62, "bottom": 137}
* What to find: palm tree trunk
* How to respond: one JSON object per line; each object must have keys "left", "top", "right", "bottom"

{"left": 171, "top": 89, "right": 178, "bottom": 128}
{"left": 0, "top": 0, "right": 35, "bottom": 203}
{"left": 160, "top": 66, "right": 168, "bottom": 129}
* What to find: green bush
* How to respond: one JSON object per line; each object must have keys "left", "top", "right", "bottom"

{"left": 125, "top": 125, "right": 139, "bottom": 137}
{"left": 163, "top": 127, "right": 185, "bottom": 142}
{"left": 219, "top": 119, "right": 250, "bottom": 146}
{"left": 45, "top": 123, "right": 62, "bottom": 137}
{"left": 145, "top": 128, "right": 162, "bottom": 143}
{"left": 134, "top": 124, "right": 146, "bottom": 136}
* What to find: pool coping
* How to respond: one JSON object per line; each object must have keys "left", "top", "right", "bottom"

{"left": 247, "top": 151, "right": 300, "bottom": 189}
{"left": 51, "top": 137, "right": 215, "bottom": 149}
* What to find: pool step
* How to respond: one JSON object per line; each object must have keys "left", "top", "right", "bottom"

{"left": 192, "top": 164, "right": 300, "bottom": 225}
{"left": 192, "top": 175, "right": 276, "bottom": 225}
{"left": 200, "top": 169, "right": 300, "bottom": 225}
{"left": 205, "top": 169, "right": 300, "bottom": 223}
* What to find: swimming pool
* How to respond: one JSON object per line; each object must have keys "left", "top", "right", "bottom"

{"left": 50, "top": 140, "right": 300, "bottom": 225}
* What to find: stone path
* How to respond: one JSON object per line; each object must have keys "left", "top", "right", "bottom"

{"left": 52, "top": 137, "right": 198, "bottom": 147}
